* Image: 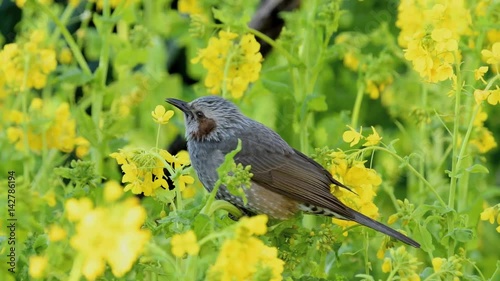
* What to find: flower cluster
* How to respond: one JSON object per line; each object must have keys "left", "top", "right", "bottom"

{"left": 110, "top": 148, "right": 193, "bottom": 197}
{"left": 0, "top": 30, "right": 57, "bottom": 91}
{"left": 65, "top": 189, "right": 151, "bottom": 280}
{"left": 480, "top": 204, "right": 500, "bottom": 233}
{"left": 397, "top": 1, "right": 471, "bottom": 83}
{"left": 381, "top": 246, "right": 421, "bottom": 281}
{"left": 207, "top": 215, "right": 284, "bottom": 281}
{"left": 192, "top": 30, "right": 263, "bottom": 98}
{"left": 329, "top": 151, "right": 382, "bottom": 234}
{"left": 342, "top": 126, "right": 382, "bottom": 147}
{"left": 171, "top": 230, "right": 200, "bottom": 257}
{"left": 6, "top": 99, "right": 90, "bottom": 157}
{"left": 431, "top": 256, "right": 464, "bottom": 281}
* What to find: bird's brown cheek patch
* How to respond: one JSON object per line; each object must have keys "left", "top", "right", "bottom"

{"left": 194, "top": 118, "right": 216, "bottom": 139}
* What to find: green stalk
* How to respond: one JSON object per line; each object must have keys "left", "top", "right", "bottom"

{"left": 457, "top": 74, "right": 499, "bottom": 212}
{"left": 36, "top": 2, "right": 91, "bottom": 76}
{"left": 447, "top": 65, "right": 463, "bottom": 256}
{"left": 91, "top": 0, "right": 112, "bottom": 175}
{"left": 21, "top": 57, "right": 31, "bottom": 183}
{"left": 351, "top": 74, "right": 365, "bottom": 128}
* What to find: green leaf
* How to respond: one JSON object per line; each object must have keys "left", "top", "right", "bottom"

{"left": 74, "top": 109, "right": 99, "bottom": 146}
{"left": 466, "top": 164, "right": 489, "bottom": 174}
{"left": 307, "top": 95, "right": 328, "bottom": 112}
{"left": 154, "top": 188, "right": 176, "bottom": 204}
{"left": 449, "top": 228, "right": 474, "bottom": 243}
{"left": 193, "top": 214, "right": 212, "bottom": 238}
{"left": 415, "top": 223, "right": 435, "bottom": 253}
{"left": 54, "top": 67, "right": 93, "bottom": 86}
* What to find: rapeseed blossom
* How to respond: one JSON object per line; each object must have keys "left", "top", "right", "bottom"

{"left": 0, "top": 30, "right": 56, "bottom": 91}
{"left": 329, "top": 151, "right": 382, "bottom": 234}
{"left": 171, "top": 230, "right": 200, "bottom": 257}
{"left": 6, "top": 100, "right": 90, "bottom": 156}
{"left": 480, "top": 204, "right": 500, "bottom": 233}
{"left": 110, "top": 149, "right": 193, "bottom": 197}
{"left": 208, "top": 215, "right": 284, "bottom": 281}
{"left": 380, "top": 246, "right": 421, "bottom": 281}
{"left": 192, "top": 30, "right": 263, "bottom": 98}
{"left": 65, "top": 191, "right": 150, "bottom": 280}
{"left": 397, "top": 0, "right": 471, "bottom": 83}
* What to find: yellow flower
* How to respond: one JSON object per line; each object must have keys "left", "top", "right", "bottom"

{"left": 474, "top": 89, "right": 490, "bottom": 105}
{"left": 470, "top": 127, "right": 497, "bottom": 154}
{"left": 111, "top": 149, "right": 172, "bottom": 197}
{"left": 474, "top": 66, "right": 488, "bottom": 83}
{"left": 47, "top": 224, "right": 67, "bottom": 242}
{"left": 387, "top": 213, "right": 399, "bottom": 225}
{"left": 171, "top": 230, "right": 200, "bottom": 257}
{"left": 432, "top": 257, "right": 445, "bottom": 272}
{"left": 69, "top": 197, "right": 150, "bottom": 279}
{"left": 59, "top": 48, "right": 73, "bottom": 64}
{"left": 65, "top": 198, "right": 94, "bottom": 222}
{"left": 104, "top": 180, "right": 124, "bottom": 202}
{"left": 208, "top": 236, "right": 284, "bottom": 281}
{"left": 75, "top": 137, "right": 90, "bottom": 158}
{"left": 29, "top": 255, "right": 48, "bottom": 279}
{"left": 382, "top": 257, "right": 392, "bottom": 273}
{"left": 330, "top": 153, "right": 382, "bottom": 233}
{"left": 482, "top": 42, "right": 500, "bottom": 65}
{"left": 0, "top": 30, "right": 57, "bottom": 90}
{"left": 178, "top": 0, "right": 204, "bottom": 16}
{"left": 177, "top": 174, "right": 195, "bottom": 191}
{"left": 480, "top": 206, "right": 497, "bottom": 224}
{"left": 343, "top": 51, "right": 360, "bottom": 71}
{"left": 342, "top": 126, "right": 363, "bottom": 147}
{"left": 151, "top": 105, "right": 174, "bottom": 124}
{"left": 160, "top": 149, "right": 190, "bottom": 169}
{"left": 487, "top": 87, "right": 500, "bottom": 105}
{"left": 30, "top": 98, "right": 44, "bottom": 111}
{"left": 363, "top": 126, "right": 382, "bottom": 146}
{"left": 238, "top": 215, "right": 268, "bottom": 236}
{"left": 192, "top": 31, "right": 263, "bottom": 98}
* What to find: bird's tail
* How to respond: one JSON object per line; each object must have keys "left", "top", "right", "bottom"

{"left": 350, "top": 209, "right": 420, "bottom": 248}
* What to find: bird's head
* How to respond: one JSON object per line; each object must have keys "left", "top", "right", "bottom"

{"left": 166, "top": 96, "right": 246, "bottom": 142}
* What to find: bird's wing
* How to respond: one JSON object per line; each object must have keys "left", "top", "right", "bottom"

{"left": 233, "top": 126, "right": 355, "bottom": 220}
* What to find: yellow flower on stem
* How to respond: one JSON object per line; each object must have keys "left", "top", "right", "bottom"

{"left": 363, "top": 126, "right": 382, "bottom": 147}
{"left": 237, "top": 215, "right": 268, "bottom": 236}
{"left": 474, "top": 89, "right": 490, "bottom": 105}
{"left": 342, "top": 126, "right": 363, "bottom": 147}
{"left": 160, "top": 150, "right": 190, "bottom": 169}
{"left": 482, "top": 42, "right": 500, "bottom": 65}
{"left": 171, "top": 230, "right": 200, "bottom": 257}
{"left": 152, "top": 105, "right": 174, "bottom": 124}
{"left": 381, "top": 258, "right": 392, "bottom": 273}
{"left": 47, "top": 224, "right": 67, "bottom": 242}
{"left": 474, "top": 66, "right": 488, "bottom": 83}
{"left": 69, "top": 197, "right": 150, "bottom": 279}
{"left": 177, "top": 174, "right": 195, "bottom": 191}
{"left": 487, "top": 86, "right": 500, "bottom": 105}
{"left": 480, "top": 206, "right": 497, "bottom": 224}
{"left": 192, "top": 30, "right": 263, "bottom": 98}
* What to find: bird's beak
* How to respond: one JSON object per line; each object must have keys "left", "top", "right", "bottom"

{"left": 166, "top": 98, "right": 190, "bottom": 113}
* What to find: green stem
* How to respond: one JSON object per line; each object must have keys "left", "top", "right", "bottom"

{"left": 351, "top": 74, "right": 365, "bottom": 128}
{"left": 363, "top": 146, "right": 446, "bottom": 207}
{"left": 457, "top": 74, "right": 499, "bottom": 212}
{"left": 447, "top": 65, "right": 463, "bottom": 256}
{"left": 21, "top": 55, "right": 31, "bottom": 183}
{"left": 68, "top": 253, "right": 84, "bottom": 281}
{"left": 246, "top": 27, "right": 301, "bottom": 66}
{"left": 36, "top": 2, "right": 91, "bottom": 76}
{"left": 156, "top": 124, "right": 161, "bottom": 149}
{"left": 91, "top": 0, "right": 113, "bottom": 176}
{"left": 49, "top": 4, "right": 75, "bottom": 44}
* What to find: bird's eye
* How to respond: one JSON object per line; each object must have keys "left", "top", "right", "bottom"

{"left": 195, "top": 111, "right": 205, "bottom": 118}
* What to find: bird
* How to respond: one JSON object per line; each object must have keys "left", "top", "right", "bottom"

{"left": 166, "top": 96, "right": 420, "bottom": 248}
